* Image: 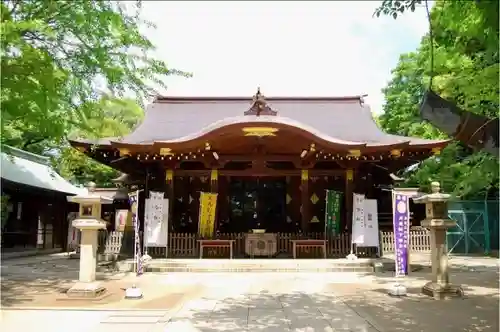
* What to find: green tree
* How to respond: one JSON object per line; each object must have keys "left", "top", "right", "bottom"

{"left": 1, "top": 0, "right": 189, "bottom": 149}
{"left": 55, "top": 97, "right": 144, "bottom": 187}
{"left": 376, "top": 0, "right": 499, "bottom": 199}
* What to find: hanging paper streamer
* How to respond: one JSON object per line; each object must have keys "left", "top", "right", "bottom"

{"left": 392, "top": 192, "right": 410, "bottom": 276}
{"left": 129, "top": 190, "right": 143, "bottom": 276}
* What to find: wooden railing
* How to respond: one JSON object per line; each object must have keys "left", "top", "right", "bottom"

{"left": 380, "top": 228, "right": 431, "bottom": 254}
{"left": 96, "top": 229, "right": 431, "bottom": 259}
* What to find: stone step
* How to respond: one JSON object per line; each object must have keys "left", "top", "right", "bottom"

{"left": 142, "top": 265, "right": 374, "bottom": 273}
{"left": 116, "top": 259, "right": 377, "bottom": 273}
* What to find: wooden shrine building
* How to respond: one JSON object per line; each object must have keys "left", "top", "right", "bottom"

{"left": 70, "top": 89, "right": 449, "bottom": 242}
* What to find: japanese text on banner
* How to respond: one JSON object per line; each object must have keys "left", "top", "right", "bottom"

{"left": 325, "top": 190, "right": 342, "bottom": 235}
{"left": 198, "top": 192, "right": 218, "bottom": 238}
{"left": 392, "top": 192, "right": 410, "bottom": 276}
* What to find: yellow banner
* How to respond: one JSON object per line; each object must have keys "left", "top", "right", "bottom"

{"left": 198, "top": 192, "right": 218, "bottom": 238}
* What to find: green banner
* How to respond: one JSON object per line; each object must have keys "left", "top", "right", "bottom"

{"left": 325, "top": 190, "right": 342, "bottom": 235}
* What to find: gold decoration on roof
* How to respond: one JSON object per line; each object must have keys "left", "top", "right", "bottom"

{"left": 242, "top": 127, "right": 279, "bottom": 137}
{"left": 118, "top": 148, "right": 130, "bottom": 156}
{"left": 301, "top": 169, "right": 309, "bottom": 181}
{"left": 391, "top": 149, "right": 401, "bottom": 158}
{"left": 244, "top": 88, "right": 278, "bottom": 116}
{"left": 432, "top": 147, "right": 441, "bottom": 155}
{"left": 160, "top": 148, "right": 174, "bottom": 156}
{"left": 286, "top": 194, "right": 292, "bottom": 205}
{"left": 348, "top": 149, "right": 361, "bottom": 157}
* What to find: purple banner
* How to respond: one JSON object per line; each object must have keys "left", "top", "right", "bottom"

{"left": 392, "top": 193, "right": 410, "bottom": 276}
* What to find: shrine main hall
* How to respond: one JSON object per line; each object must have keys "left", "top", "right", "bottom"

{"left": 71, "top": 89, "right": 447, "bottom": 239}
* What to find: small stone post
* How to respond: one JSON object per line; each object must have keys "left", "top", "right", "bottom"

{"left": 65, "top": 182, "right": 113, "bottom": 299}
{"left": 413, "top": 182, "right": 463, "bottom": 299}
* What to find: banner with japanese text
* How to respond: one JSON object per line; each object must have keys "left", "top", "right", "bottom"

{"left": 325, "top": 190, "right": 342, "bottom": 235}
{"left": 198, "top": 192, "right": 218, "bottom": 238}
{"left": 351, "top": 193, "right": 366, "bottom": 244}
{"left": 145, "top": 191, "right": 168, "bottom": 246}
{"left": 392, "top": 192, "right": 410, "bottom": 276}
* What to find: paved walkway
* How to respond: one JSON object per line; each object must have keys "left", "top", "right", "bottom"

{"left": 1, "top": 255, "right": 498, "bottom": 332}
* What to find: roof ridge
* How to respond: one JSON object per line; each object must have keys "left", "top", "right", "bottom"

{"left": 154, "top": 95, "right": 365, "bottom": 103}
{"left": 1, "top": 145, "right": 49, "bottom": 165}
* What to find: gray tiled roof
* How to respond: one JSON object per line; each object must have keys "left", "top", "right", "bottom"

{"left": 74, "top": 97, "right": 447, "bottom": 147}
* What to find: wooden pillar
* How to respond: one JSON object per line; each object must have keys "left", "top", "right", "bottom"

{"left": 165, "top": 170, "right": 174, "bottom": 230}
{"left": 301, "top": 169, "right": 310, "bottom": 232}
{"left": 345, "top": 169, "right": 354, "bottom": 232}
{"left": 210, "top": 169, "right": 219, "bottom": 231}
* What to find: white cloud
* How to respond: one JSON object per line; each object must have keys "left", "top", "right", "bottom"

{"left": 138, "top": 1, "right": 430, "bottom": 114}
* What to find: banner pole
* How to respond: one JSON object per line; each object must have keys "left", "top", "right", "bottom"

{"left": 324, "top": 189, "right": 328, "bottom": 242}
{"left": 165, "top": 197, "right": 169, "bottom": 259}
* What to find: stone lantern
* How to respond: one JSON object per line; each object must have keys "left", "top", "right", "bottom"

{"left": 413, "top": 182, "right": 463, "bottom": 299}
{"left": 66, "top": 182, "right": 113, "bottom": 299}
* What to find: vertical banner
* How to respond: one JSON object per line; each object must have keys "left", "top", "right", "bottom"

{"left": 392, "top": 192, "right": 410, "bottom": 276}
{"left": 145, "top": 191, "right": 167, "bottom": 246}
{"left": 115, "top": 210, "right": 128, "bottom": 232}
{"left": 129, "top": 190, "right": 143, "bottom": 276}
{"left": 351, "top": 193, "right": 366, "bottom": 244}
{"left": 198, "top": 192, "right": 218, "bottom": 238}
{"left": 363, "top": 199, "right": 380, "bottom": 249}
{"left": 325, "top": 190, "right": 342, "bottom": 235}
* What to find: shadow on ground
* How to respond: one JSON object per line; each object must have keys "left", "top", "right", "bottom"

{"left": 165, "top": 271, "right": 499, "bottom": 332}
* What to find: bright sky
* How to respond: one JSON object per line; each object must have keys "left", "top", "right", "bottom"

{"left": 139, "top": 1, "right": 431, "bottom": 114}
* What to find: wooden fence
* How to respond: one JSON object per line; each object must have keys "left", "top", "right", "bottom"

{"left": 97, "top": 229, "right": 431, "bottom": 259}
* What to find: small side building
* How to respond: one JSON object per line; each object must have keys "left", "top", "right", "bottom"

{"left": 1, "top": 146, "right": 86, "bottom": 256}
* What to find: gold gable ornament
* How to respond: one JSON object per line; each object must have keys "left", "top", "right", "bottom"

{"left": 242, "top": 127, "right": 278, "bottom": 137}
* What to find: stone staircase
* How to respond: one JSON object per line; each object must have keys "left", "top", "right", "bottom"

{"left": 117, "top": 258, "right": 379, "bottom": 273}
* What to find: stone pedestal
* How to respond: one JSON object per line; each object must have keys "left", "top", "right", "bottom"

{"left": 65, "top": 184, "right": 113, "bottom": 300}
{"left": 66, "top": 219, "right": 107, "bottom": 298}
{"left": 413, "top": 182, "right": 464, "bottom": 300}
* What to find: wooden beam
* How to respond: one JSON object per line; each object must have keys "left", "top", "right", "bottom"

{"left": 219, "top": 154, "right": 301, "bottom": 163}
{"left": 172, "top": 169, "right": 344, "bottom": 177}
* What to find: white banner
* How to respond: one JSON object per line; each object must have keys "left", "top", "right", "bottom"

{"left": 145, "top": 191, "right": 168, "bottom": 246}
{"left": 363, "top": 199, "right": 380, "bottom": 248}
{"left": 351, "top": 193, "right": 365, "bottom": 244}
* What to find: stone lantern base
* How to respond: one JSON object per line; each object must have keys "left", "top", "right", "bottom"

{"left": 66, "top": 282, "right": 107, "bottom": 299}
{"left": 422, "top": 282, "right": 464, "bottom": 300}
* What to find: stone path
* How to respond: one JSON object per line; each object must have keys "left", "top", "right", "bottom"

{"left": 1, "top": 291, "right": 379, "bottom": 332}
{"left": 1, "top": 255, "right": 498, "bottom": 332}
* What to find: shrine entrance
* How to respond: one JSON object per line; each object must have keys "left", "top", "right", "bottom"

{"left": 228, "top": 177, "right": 287, "bottom": 233}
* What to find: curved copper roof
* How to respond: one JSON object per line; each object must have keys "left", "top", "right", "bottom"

{"left": 71, "top": 95, "right": 448, "bottom": 150}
